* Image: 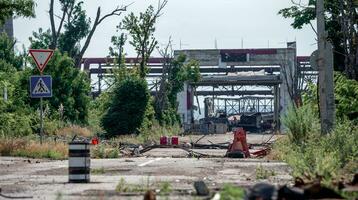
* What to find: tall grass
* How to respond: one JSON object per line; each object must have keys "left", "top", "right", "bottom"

{"left": 273, "top": 105, "right": 358, "bottom": 182}
{"left": 282, "top": 104, "right": 320, "bottom": 145}
{"left": 55, "top": 125, "right": 92, "bottom": 138}
{"left": 0, "top": 137, "right": 68, "bottom": 159}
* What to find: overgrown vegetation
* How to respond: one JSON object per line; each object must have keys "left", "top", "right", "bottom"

{"left": 97, "top": 2, "right": 200, "bottom": 138}
{"left": 273, "top": 104, "right": 358, "bottom": 182}
{"left": 0, "top": 1, "right": 190, "bottom": 160}
{"left": 272, "top": 72, "right": 358, "bottom": 184}
{"left": 0, "top": 137, "right": 67, "bottom": 159}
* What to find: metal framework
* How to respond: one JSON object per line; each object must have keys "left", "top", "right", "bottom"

{"left": 213, "top": 97, "right": 274, "bottom": 115}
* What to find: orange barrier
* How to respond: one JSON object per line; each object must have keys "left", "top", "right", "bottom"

{"left": 227, "top": 128, "right": 250, "bottom": 158}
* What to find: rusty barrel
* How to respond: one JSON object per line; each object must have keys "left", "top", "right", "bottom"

{"left": 68, "top": 141, "right": 90, "bottom": 183}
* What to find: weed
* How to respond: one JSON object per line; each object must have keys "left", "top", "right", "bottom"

{"left": 220, "top": 183, "right": 245, "bottom": 200}
{"left": 107, "top": 148, "right": 119, "bottom": 158}
{"left": 116, "top": 178, "right": 129, "bottom": 192}
{"left": 91, "top": 144, "right": 119, "bottom": 159}
{"left": 91, "top": 167, "right": 105, "bottom": 174}
{"left": 255, "top": 165, "right": 276, "bottom": 180}
{"left": 115, "top": 178, "right": 147, "bottom": 193}
{"left": 159, "top": 181, "right": 172, "bottom": 196}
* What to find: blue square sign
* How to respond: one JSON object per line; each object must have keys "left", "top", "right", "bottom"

{"left": 30, "top": 75, "right": 52, "bottom": 98}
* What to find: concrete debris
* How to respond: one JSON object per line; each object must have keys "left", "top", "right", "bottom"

{"left": 194, "top": 181, "right": 210, "bottom": 196}
{"left": 244, "top": 178, "right": 354, "bottom": 200}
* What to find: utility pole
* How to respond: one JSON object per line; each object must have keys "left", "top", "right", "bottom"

{"left": 317, "top": 0, "right": 335, "bottom": 134}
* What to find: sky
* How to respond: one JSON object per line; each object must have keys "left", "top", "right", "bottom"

{"left": 13, "top": 0, "right": 317, "bottom": 57}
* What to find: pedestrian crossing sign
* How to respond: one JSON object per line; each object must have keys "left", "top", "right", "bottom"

{"left": 30, "top": 75, "right": 52, "bottom": 98}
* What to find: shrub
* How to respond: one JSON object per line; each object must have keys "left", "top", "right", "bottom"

{"left": 0, "top": 111, "right": 34, "bottom": 137}
{"left": 101, "top": 76, "right": 150, "bottom": 137}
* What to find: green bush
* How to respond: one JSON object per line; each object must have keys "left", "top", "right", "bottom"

{"left": 101, "top": 76, "right": 150, "bottom": 137}
{"left": 334, "top": 73, "right": 358, "bottom": 122}
{"left": 303, "top": 72, "right": 358, "bottom": 123}
{"left": 0, "top": 111, "right": 34, "bottom": 137}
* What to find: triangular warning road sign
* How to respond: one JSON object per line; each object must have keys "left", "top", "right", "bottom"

{"left": 29, "top": 49, "right": 54, "bottom": 73}
{"left": 33, "top": 78, "right": 50, "bottom": 94}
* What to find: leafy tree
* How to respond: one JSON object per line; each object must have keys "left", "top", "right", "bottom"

{"left": 56, "top": 1, "right": 90, "bottom": 58}
{"left": 30, "top": 0, "right": 128, "bottom": 67}
{"left": 101, "top": 76, "right": 150, "bottom": 136}
{"left": 109, "top": 23, "right": 127, "bottom": 64}
{"left": 0, "top": 0, "right": 35, "bottom": 25}
{"left": 122, "top": 1, "right": 167, "bottom": 78}
{"left": 279, "top": 0, "right": 358, "bottom": 80}
{"left": 154, "top": 51, "right": 201, "bottom": 125}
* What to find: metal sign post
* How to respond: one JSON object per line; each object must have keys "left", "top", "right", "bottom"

{"left": 30, "top": 75, "right": 52, "bottom": 144}
{"left": 40, "top": 97, "right": 43, "bottom": 144}
{"left": 29, "top": 49, "right": 54, "bottom": 144}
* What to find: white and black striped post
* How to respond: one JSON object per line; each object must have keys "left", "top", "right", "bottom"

{"left": 68, "top": 142, "right": 90, "bottom": 183}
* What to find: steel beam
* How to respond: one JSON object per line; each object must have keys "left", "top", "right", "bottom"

{"left": 194, "top": 90, "right": 273, "bottom": 96}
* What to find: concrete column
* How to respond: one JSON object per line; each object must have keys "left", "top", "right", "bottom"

{"left": 274, "top": 85, "right": 280, "bottom": 130}
{"left": 279, "top": 48, "right": 296, "bottom": 131}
